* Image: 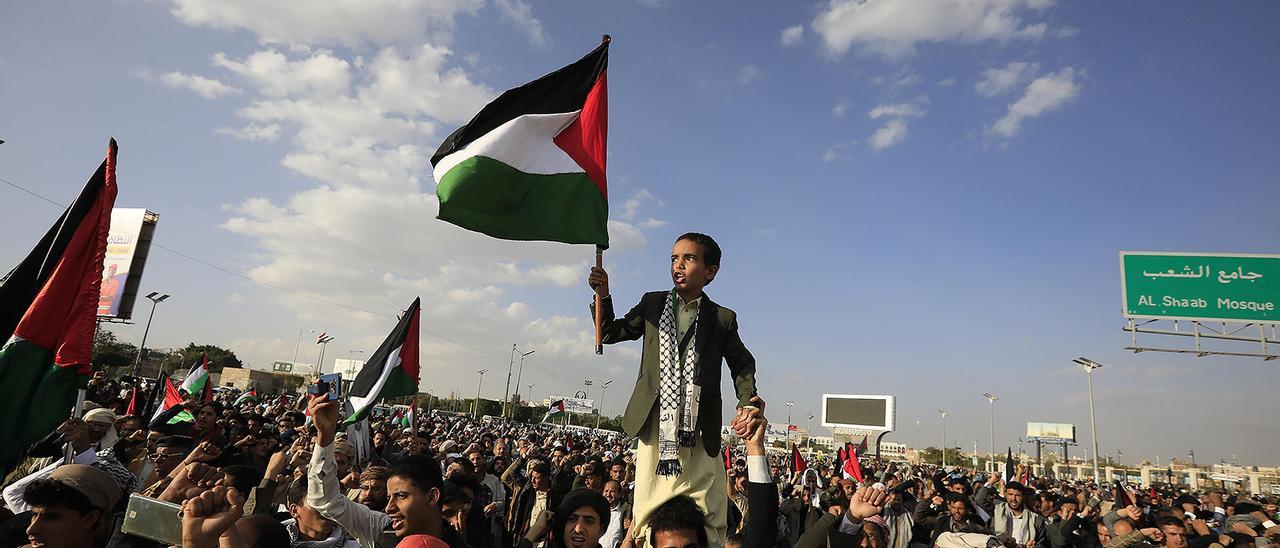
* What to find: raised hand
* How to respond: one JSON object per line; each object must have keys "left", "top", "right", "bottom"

{"left": 160, "top": 462, "right": 225, "bottom": 503}
{"left": 186, "top": 441, "right": 223, "bottom": 464}
{"left": 307, "top": 394, "right": 341, "bottom": 447}
{"left": 181, "top": 486, "right": 245, "bottom": 548}
{"left": 848, "top": 484, "right": 888, "bottom": 520}
{"left": 588, "top": 266, "right": 610, "bottom": 297}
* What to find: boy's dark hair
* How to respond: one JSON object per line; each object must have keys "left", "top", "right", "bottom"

{"left": 286, "top": 476, "right": 308, "bottom": 506}
{"left": 1156, "top": 516, "right": 1186, "bottom": 530}
{"left": 389, "top": 454, "right": 445, "bottom": 494}
{"left": 156, "top": 435, "right": 195, "bottom": 450}
{"left": 440, "top": 480, "right": 474, "bottom": 506}
{"left": 649, "top": 495, "right": 707, "bottom": 546}
{"left": 447, "top": 473, "right": 480, "bottom": 495}
{"left": 446, "top": 456, "right": 475, "bottom": 474}
{"left": 24, "top": 478, "right": 96, "bottom": 515}
{"left": 222, "top": 464, "right": 264, "bottom": 496}
{"left": 676, "top": 233, "right": 722, "bottom": 268}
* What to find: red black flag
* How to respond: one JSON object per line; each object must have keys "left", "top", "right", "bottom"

{"left": 0, "top": 139, "right": 118, "bottom": 476}
{"left": 723, "top": 446, "right": 733, "bottom": 470}
{"left": 790, "top": 444, "right": 807, "bottom": 477}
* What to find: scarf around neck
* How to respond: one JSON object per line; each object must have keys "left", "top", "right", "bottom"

{"left": 656, "top": 289, "right": 701, "bottom": 477}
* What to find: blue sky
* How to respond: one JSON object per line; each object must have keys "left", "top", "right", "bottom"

{"left": 2, "top": 1, "right": 1278, "bottom": 465}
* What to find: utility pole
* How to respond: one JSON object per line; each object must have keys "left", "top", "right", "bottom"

{"left": 915, "top": 420, "right": 922, "bottom": 451}
{"left": 806, "top": 412, "right": 815, "bottom": 451}
{"left": 785, "top": 401, "right": 795, "bottom": 446}
{"left": 132, "top": 292, "right": 169, "bottom": 377}
{"left": 938, "top": 410, "right": 948, "bottom": 467}
{"left": 473, "top": 369, "right": 488, "bottom": 418}
{"left": 1073, "top": 357, "right": 1104, "bottom": 484}
{"left": 514, "top": 349, "right": 534, "bottom": 405}
{"left": 595, "top": 379, "right": 612, "bottom": 430}
{"left": 982, "top": 393, "right": 998, "bottom": 460}
{"left": 502, "top": 344, "right": 515, "bottom": 418}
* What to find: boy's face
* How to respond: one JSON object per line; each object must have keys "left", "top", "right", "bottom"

{"left": 671, "top": 239, "right": 717, "bottom": 295}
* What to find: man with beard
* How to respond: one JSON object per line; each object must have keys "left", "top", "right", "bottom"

{"left": 932, "top": 493, "right": 993, "bottom": 545}
{"left": 358, "top": 467, "right": 390, "bottom": 511}
{"left": 990, "top": 482, "right": 1047, "bottom": 548}
{"left": 600, "top": 481, "right": 629, "bottom": 548}
{"left": 285, "top": 476, "right": 361, "bottom": 548}
{"left": 883, "top": 486, "right": 915, "bottom": 548}
{"left": 517, "top": 488, "right": 611, "bottom": 548}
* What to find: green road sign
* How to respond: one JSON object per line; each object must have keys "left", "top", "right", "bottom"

{"left": 1121, "top": 252, "right": 1280, "bottom": 322}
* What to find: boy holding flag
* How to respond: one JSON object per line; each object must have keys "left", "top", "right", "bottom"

{"left": 588, "top": 232, "right": 760, "bottom": 545}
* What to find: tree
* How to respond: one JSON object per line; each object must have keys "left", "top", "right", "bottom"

{"left": 920, "top": 446, "right": 966, "bottom": 466}
{"left": 160, "top": 343, "right": 244, "bottom": 374}
{"left": 92, "top": 326, "right": 137, "bottom": 368}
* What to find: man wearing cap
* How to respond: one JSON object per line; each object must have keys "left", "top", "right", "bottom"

{"left": 22, "top": 464, "right": 122, "bottom": 548}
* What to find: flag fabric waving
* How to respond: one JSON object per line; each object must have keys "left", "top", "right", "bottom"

{"left": 844, "top": 442, "right": 864, "bottom": 482}
{"left": 790, "top": 444, "right": 807, "bottom": 478}
{"left": 431, "top": 39, "right": 610, "bottom": 248}
{"left": 125, "top": 386, "right": 141, "bottom": 416}
{"left": 722, "top": 446, "right": 733, "bottom": 470}
{"left": 141, "top": 369, "right": 167, "bottom": 420}
{"left": 0, "top": 139, "right": 118, "bottom": 476}
{"left": 544, "top": 399, "right": 566, "bottom": 422}
{"left": 150, "top": 376, "right": 193, "bottom": 426}
{"left": 179, "top": 353, "right": 211, "bottom": 400}
{"left": 343, "top": 298, "right": 421, "bottom": 426}
{"left": 233, "top": 389, "right": 258, "bottom": 407}
{"left": 1004, "top": 447, "right": 1015, "bottom": 483}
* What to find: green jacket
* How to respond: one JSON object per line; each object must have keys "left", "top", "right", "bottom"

{"left": 591, "top": 291, "right": 757, "bottom": 456}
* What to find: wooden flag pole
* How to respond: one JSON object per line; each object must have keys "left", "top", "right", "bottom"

{"left": 595, "top": 246, "right": 604, "bottom": 355}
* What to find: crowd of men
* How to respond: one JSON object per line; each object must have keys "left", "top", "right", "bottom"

{"left": 0, "top": 372, "right": 1277, "bottom": 548}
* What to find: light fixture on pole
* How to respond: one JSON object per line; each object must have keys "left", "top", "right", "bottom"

{"left": 1072, "top": 357, "right": 1104, "bottom": 484}
{"left": 595, "top": 378, "right": 613, "bottom": 429}
{"left": 806, "top": 412, "right": 815, "bottom": 450}
{"left": 915, "top": 420, "right": 922, "bottom": 451}
{"left": 938, "top": 410, "right": 949, "bottom": 467}
{"left": 785, "top": 401, "right": 795, "bottom": 446}
{"left": 292, "top": 329, "right": 316, "bottom": 371}
{"left": 514, "top": 349, "right": 534, "bottom": 404}
{"left": 473, "top": 369, "right": 488, "bottom": 418}
{"left": 503, "top": 344, "right": 516, "bottom": 418}
{"left": 132, "top": 292, "right": 169, "bottom": 377}
{"left": 315, "top": 332, "right": 335, "bottom": 377}
{"left": 982, "top": 393, "right": 998, "bottom": 459}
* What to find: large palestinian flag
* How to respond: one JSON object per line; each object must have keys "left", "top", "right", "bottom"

{"left": 431, "top": 39, "right": 609, "bottom": 248}
{"left": 0, "top": 139, "right": 118, "bottom": 476}
{"left": 343, "top": 297, "right": 421, "bottom": 426}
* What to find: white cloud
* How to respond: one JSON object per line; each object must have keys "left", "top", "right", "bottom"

{"left": 213, "top": 50, "right": 352, "bottom": 99}
{"left": 1056, "top": 26, "right": 1080, "bottom": 38}
{"left": 168, "top": 0, "right": 484, "bottom": 48}
{"left": 215, "top": 123, "right": 282, "bottom": 142}
{"left": 988, "top": 67, "right": 1080, "bottom": 138}
{"left": 780, "top": 25, "right": 804, "bottom": 46}
{"left": 868, "top": 102, "right": 925, "bottom": 119}
{"left": 812, "top": 0, "right": 1057, "bottom": 58}
{"left": 820, "top": 140, "right": 857, "bottom": 162}
{"left": 832, "top": 98, "right": 851, "bottom": 118}
{"left": 494, "top": 0, "right": 548, "bottom": 47}
{"left": 157, "top": 71, "right": 241, "bottom": 99}
{"left": 937, "top": 78, "right": 957, "bottom": 87}
{"left": 869, "top": 119, "right": 909, "bottom": 151}
{"left": 738, "top": 64, "right": 761, "bottom": 85}
{"left": 867, "top": 101, "right": 926, "bottom": 152}
{"left": 975, "top": 61, "right": 1039, "bottom": 97}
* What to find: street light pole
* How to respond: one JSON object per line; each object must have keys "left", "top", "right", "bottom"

{"left": 983, "top": 393, "right": 998, "bottom": 459}
{"left": 785, "top": 401, "right": 795, "bottom": 446}
{"left": 503, "top": 344, "right": 516, "bottom": 418}
{"left": 514, "top": 350, "right": 534, "bottom": 404}
{"left": 473, "top": 369, "right": 488, "bottom": 418}
{"left": 915, "top": 420, "right": 922, "bottom": 451}
{"left": 806, "top": 412, "right": 815, "bottom": 451}
{"left": 595, "top": 379, "right": 612, "bottom": 429}
{"left": 938, "top": 410, "right": 948, "bottom": 467}
{"left": 292, "top": 329, "right": 315, "bottom": 370}
{"left": 1073, "top": 357, "right": 1104, "bottom": 484}
{"left": 132, "top": 292, "right": 169, "bottom": 377}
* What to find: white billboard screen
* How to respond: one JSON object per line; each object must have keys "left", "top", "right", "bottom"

{"left": 1026, "top": 422, "right": 1076, "bottom": 442}
{"left": 97, "top": 208, "right": 157, "bottom": 320}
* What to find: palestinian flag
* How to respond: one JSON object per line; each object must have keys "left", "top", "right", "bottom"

{"left": 790, "top": 444, "right": 808, "bottom": 478}
{"left": 431, "top": 39, "right": 610, "bottom": 247}
{"left": 0, "top": 139, "right": 118, "bottom": 476}
{"left": 179, "top": 353, "right": 211, "bottom": 401}
{"left": 844, "top": 442, "right": 864, "bottom": 482}
{"left": 856, "top": 434, "right": 869, "bottom": 455}
{"left": 399, "top": 406, "right": 414, "bottom": 429}
{"left": 149, "top": 376, "right": 194, "bottom": 432}
{"left": 544, "top": 399, "right": 566, "bottom": 422}
{"left": 233, "top": 389, "right": 258, "bottom": 407}
{"left": 140, "top": 369, "right": 167, "bottom": 420}
{"left": 1004, "top": 447, "right": 1015, "bottom": 483}
{"left": 722, "top": 446, "right": 733, "bottom": 470}
{"left": 125, "top": 386, "right": 141, "bottom": 416}
{"left": 343, "top": 298, "right": 420, "bottom": 426}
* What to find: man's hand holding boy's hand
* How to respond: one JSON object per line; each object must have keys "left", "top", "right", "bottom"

{"left": 588, "top": 266, "right": 610, "bottom": 297}
{"left": 732, "top": 395, "right": 765, "bottom": 437}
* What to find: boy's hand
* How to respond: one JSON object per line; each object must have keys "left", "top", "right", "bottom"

{"left": 308, "top": 394, "right": 341, "bottom": 448}
{"left": 588, "top": 266, "right": 610, "bottom": 297}
{"left": 732, "top": 395, "right": 765, "bottom": 437}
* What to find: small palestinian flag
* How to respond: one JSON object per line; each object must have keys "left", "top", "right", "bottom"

{"left": 790, "top": 444, "right": 807, "bottom": 477}
{"left": 0, "top": 139, "right": 118, "bottom": 476}
{"left": 179, "top": 353, "right": 210, "bottom": 400}
{"left": 723, "top": 446, "right": 733, "bottom": 470}
{"left": 844, "top": 442, "right": 864, "bottom": 482}
{"left": 125, "top": 386, "right": 141, "bottom": 416}
{"left": 149, "top": 375, "right": 194, "bottom": 430}
{"left": 544, "top": 399, "right": 566, "bottom": 422}
{"left": 233, "top": 389, "right": 258, "bottom": 407}
{"left": 431, "top": 39, "right": 610, "bottom": 247}
{"left": 343, "top": 298, "right": 420, "bottom": 426}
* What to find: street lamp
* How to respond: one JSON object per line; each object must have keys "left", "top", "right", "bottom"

{"left": 132, "top": 292, "right": 169, "bottom": 377}
{"left": 982, "top": 393, "right": 998, "bottom": 459}
{"left": 915, "top": 420, "right": 922, "bottom": 451}
{"left": 473, "top": 369, "right": 489, "bottom": 418}
{"left": 785, "top": 401, "right": 795, "bottom": 446}
{"left": 292, "top": 329, "right": 316, "bottom": 371}
{"left": 1073, "top": 357, "right": 1104, "bottom": 484}
{"left": 503, "top": 344, "right": 516, "bottom": 418}
{"left": 315, "top": 333, "right": 334, "bottom": 377}
{"left": 938, "top": 410, "right": 949, "bottom": 467}
{"left": 595, "top": 379, "right": 613, "bottom": 429}
{"left": 806, "top": 412, "right": 815, "bottom": 450}
{"left": 514, "top": 349, "right": 535, "bottom": 405}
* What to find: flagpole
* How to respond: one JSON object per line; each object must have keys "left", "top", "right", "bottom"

{"left": 63, "top": 389, "right": 86, "bottom": 465}
{"left": 595, "top": 246, "right": 604, "bottom": 355}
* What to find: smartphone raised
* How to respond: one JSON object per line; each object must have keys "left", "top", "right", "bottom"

{"left": 307, "top": 373, "right": 342, "bottom": 401}
{"left": 121, "top": 494, "right": 183, "bottom": 546}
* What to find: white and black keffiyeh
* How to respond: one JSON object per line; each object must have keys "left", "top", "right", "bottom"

{"left": 656, "top": 290, "right": 701, "bottom": 477}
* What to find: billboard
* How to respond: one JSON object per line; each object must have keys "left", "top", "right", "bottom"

{"left": 1026, "top": 422, "right": 1076, "bottom": 442}
{"left": 333, "top": 358, "right": 366, "bottom": 381}
{"left": 1121, "top": 252, "right": 1280, "bottom": 323}
{"left": 97, "top": 208, "right": 159, "bottom": 320}
{"left": 821, "top": 394, "right": 896, "bottom": 431}
{"left": 548, "top": 396, "right": 594, "bottom": 414}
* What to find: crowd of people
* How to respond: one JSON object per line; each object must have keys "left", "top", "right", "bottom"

{"left": 0, "top": 372, "right": 1277, "bottom": 548}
